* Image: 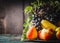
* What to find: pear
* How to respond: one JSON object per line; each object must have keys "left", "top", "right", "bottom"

{"left": 56, "top": 27, "right": 60, "bottom": 39}
{"left": 26, "top": 26, "right": 37, "bottom": 40}
{"left": 56, "top": 30, "right": 60, "bottom": 39}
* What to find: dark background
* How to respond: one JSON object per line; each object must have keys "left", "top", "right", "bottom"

{"left": 0, "top": 0, "right": 35, "bottom": 34}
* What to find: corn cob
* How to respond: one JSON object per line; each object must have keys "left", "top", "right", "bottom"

{"left": 41, "top": 20, "right": 57, "bottom": 30}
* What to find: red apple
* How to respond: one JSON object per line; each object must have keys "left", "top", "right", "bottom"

{"left": 38, "top": 29, "right": 53, "bottom": 40}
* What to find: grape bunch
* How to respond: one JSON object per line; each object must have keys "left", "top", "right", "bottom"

{"left": 31, "top": 14, "right": 42, "bottom": 31}
{"left": 31, "top": 1, "right": 60, "bottom": 30}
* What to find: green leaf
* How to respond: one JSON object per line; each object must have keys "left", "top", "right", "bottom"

{"left": 24, "top": 6, "right": 33, "bottom": 14}
{"left": 21, "top": 33, "right": 26, "bottom": 41}
{"left": 29, "top": 16, "right": 32, "bottom": 20}
{"left": 23, "top": 23, "right": 27, "bottom": 28}
{"left": 23, "top": 28, "right": 28, "bottom": 33}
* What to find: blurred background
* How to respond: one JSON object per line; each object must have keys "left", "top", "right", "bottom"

{"left": 0, "top": 0, "right": 34, "bottom": 34}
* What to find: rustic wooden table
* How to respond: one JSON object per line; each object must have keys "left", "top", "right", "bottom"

{"left": 0, "top": 34, "right": 60, "bottom": 43}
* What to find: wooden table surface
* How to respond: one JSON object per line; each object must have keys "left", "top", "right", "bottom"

{"left": 0, "top": 34, "right": 60, "bottom": 43}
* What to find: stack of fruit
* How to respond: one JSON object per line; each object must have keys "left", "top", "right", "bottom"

{"left": 21, "top": 0, "right": 60, "bottom": 41}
